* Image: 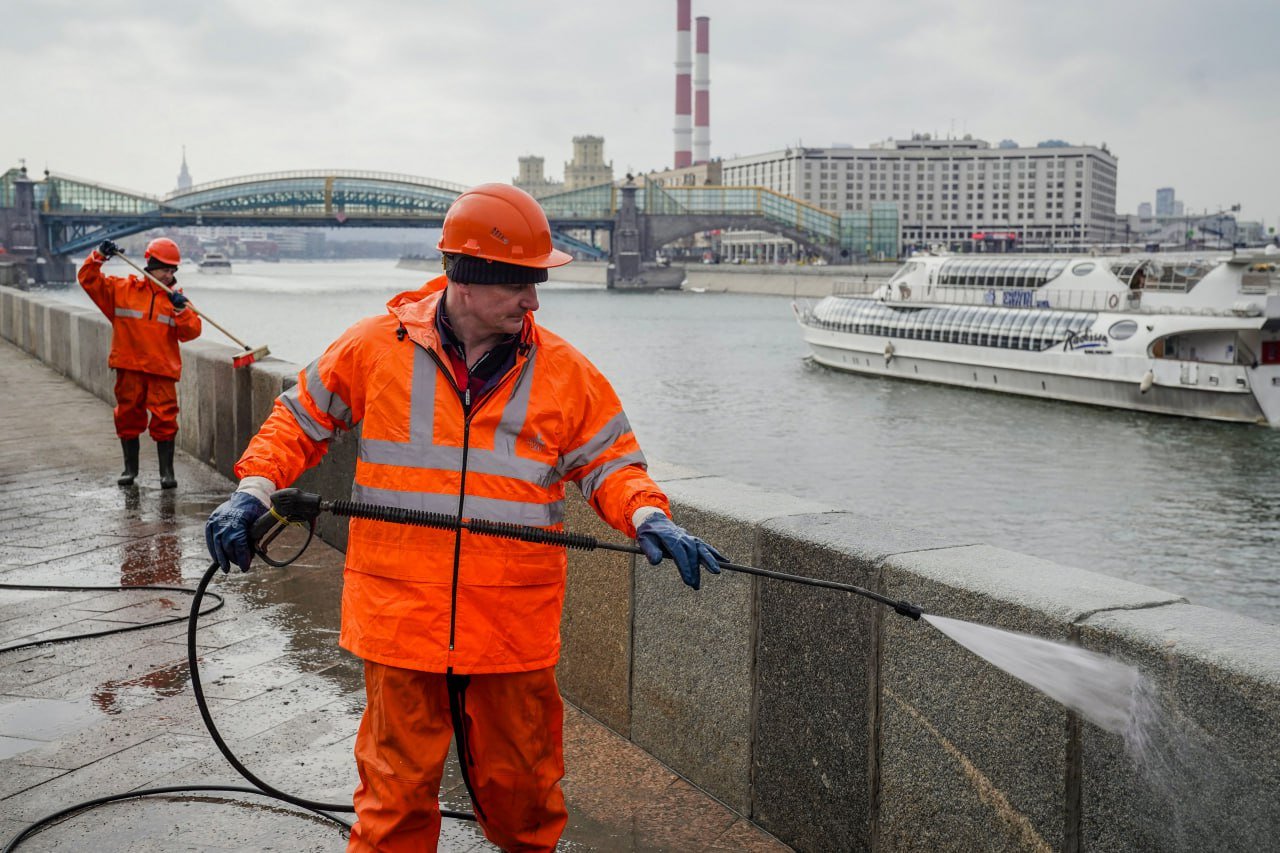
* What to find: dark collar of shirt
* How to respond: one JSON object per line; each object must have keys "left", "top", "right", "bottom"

{"left": 436, "top": 294, "right": 518, "bottom": 401}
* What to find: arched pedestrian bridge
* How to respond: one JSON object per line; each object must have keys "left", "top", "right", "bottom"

{"left": 2, "top": 166, "right": 892, "bottom": 277}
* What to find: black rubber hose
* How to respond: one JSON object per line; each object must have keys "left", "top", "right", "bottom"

{"left": 1, "top": 785, "right": 350, "bottom": 853}
{"left": 0, "top": 583, "right": 225, "bottom": 653}
{"left": 186, "top": 561, "right": 477, "bottom": 823}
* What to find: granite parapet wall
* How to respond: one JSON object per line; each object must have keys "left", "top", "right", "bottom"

{"left": 4, "top": 285, "right": 1278, "bottom": 851}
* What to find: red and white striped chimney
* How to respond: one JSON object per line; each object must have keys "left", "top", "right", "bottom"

{"left": 674, "top": 0, "right": 693, "bottom": 169}
{"left": 693, "top": 16, "right": 710, "bottom": 165}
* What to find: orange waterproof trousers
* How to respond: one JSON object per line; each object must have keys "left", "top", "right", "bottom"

{"left": 347, "top": 662, "right": 568, "bottom": 853}
{"left": 112, "top": 369, "right": 178, "bottom": 441}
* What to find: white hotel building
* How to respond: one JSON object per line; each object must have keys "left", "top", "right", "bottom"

{"left": 720, "top": 135, "right": 1118, "bottom": 255}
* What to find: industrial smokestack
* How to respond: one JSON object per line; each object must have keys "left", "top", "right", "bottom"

{"left": 674, "top": 0, "right": 692, "bottom": 169}
{"left": 693, "top": 16, "right": 710, "bottom": 165}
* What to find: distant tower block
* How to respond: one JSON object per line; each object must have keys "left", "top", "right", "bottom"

{"left": 693, "top": 16, "right": 710, "bottom": 165}
{"left": 674, "top": 0, "right": 692, "bottom": 168}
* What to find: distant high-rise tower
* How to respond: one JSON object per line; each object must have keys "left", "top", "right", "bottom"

{"left": 564, "top": 135, "right": 613, "bottom": 190}
{"left": 175, "top": 147, "right": 192, "bottom": 191}
{"left": 1155, "top": 187, "right": 1175, "bottom": 218}
{"left": 674, "top": 0, "right": 692, "bottom": 169}
{"left": 693, "top": 15, "right": 710, "bottom": 165}
{"left": 513, "top": 155, "right": 563, "bottom": 198}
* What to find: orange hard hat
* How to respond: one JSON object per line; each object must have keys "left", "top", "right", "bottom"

{"left": 437, "top": 184, "right": 571, "bottom": 269}
{"left": 144, "top": 237, "right": 181, "bottom": 267}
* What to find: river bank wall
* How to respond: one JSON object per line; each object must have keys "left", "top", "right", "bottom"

{"left": 551, "top": 260, "right": 896, "bottom": 297}
{"left": 4, "top": 284, "right": 1278, "bottom": 851}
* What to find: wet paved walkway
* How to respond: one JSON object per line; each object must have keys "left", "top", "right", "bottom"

{"left": 0, "top": 340, "right": 791, "bottom": 852}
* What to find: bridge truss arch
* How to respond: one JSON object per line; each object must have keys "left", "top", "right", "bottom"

{"left": 163, "top": 170, "right": 467, "bottom": 217}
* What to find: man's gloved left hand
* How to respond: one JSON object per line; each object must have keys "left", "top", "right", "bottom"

{"left": 636, "top": 514, "right": 725, "bottom": 591}
{"left": 168, "top": 289, "right": 189, "bottom": 311}
{"left": 96, "top": 239, "right": 121, "bottom": 259}
{"left": 205, "top": 492, "right": 269, "bottom": 573}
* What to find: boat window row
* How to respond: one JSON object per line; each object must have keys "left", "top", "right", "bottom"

{"left": 936, "top": 258, "right": 1069, "bottom": 289}
{"left": 1108, "top": 259, "right": 1208, "bottom": 292}
{"left": 810, "top": 298, "right": 1097, "bottom": 352}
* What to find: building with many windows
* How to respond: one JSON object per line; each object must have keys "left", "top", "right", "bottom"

{"left": 721, "top": 135, "right": 1118, "bottom": 253}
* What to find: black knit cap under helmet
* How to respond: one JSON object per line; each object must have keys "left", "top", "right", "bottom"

{"left": 145, "top": 256, "right": 178, "bottom": 272}
{"left": 443, "top": 253, "right": 547, "bottom": 285}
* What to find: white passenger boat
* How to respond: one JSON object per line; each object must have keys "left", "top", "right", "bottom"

{"left": 795, "top": 251, "right": 1280, "bottom": 426}
{"left": 198, "top": 252, "right": 232, "bottom": 274}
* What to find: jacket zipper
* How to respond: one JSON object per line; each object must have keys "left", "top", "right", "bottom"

{"left": 423, "top": 344, "right": 530, "bottom": 662}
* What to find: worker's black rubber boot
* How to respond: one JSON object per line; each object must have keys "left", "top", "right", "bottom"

{"left": 117, "top": 437, "right": 140, "bottom": 486}
{"left": 157, "top": 440, "right": 178, "bottom": 490}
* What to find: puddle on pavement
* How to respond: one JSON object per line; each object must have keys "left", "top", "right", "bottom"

{"left": 0, "top": 733, "right": 45, "bottom": 760}
{"left": 0, "top": 696, "right": 103, "bottom": 742}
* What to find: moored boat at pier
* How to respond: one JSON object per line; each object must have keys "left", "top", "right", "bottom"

{"left": 794, "top": 251, "right": 1280, "bottom": 426}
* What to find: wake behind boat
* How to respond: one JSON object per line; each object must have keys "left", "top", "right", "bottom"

{"left": 795, "top": 251, "right": 1280, "bottom": 426}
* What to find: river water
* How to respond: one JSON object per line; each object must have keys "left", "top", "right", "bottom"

{"left": 44, "top": 259, "right": 1280, "bottom": 625}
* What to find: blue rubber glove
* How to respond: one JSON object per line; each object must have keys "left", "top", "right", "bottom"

{"left": 168, "top": 289, "right": 189, "bottom": 311}
{"left": 636, "top": 514, "right": 725, "bottom": 591}
{"left": 205, "top": 492, "right": 269, "bottom": 573}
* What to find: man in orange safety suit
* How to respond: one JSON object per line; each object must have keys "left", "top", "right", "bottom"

{"left": 205, "top": 183, "right": 724, "bottom": 852}
{"left": 80, "top": 237, "right": 202, "bottom": 489}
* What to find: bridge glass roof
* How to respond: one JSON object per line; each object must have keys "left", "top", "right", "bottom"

{"left": 539, "top": 184, "right": 616, "bottom": 219}
{"left": 0, "top": 169, "right": 161, "bottom": 214}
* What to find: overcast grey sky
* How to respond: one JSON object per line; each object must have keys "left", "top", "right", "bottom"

{"left": 5, "top": 1, "right": 1278, "bottom": 224}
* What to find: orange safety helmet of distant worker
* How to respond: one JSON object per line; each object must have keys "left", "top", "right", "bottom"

{"left": 437, "top": 183, "right": 572, "bottom": 270}
{"left": 144, "top": 237, "right": 182, "bottom": 267}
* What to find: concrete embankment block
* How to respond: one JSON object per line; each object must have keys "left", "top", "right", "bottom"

{"left": 560, "top": 486, "right": 636, "bottom": 736}
{"left": 632, "top": 475, "right": 835, "bottom": 816}
{"left": 78, "top": 311, "right": 113, "bottom": 401}
{"left": 178, "top": 340, "right": 232, "bottom": 469}
{"left": 750, "top": 512, "right": 965, "bottom": 852}
{"left": 876, "top": 544, "right": 1183, "bottom": 853}
{"left": 1077, "top": 604, "right": 1280, "bottom": 850}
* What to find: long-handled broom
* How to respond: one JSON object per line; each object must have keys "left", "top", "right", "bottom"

{"left": 115, "top": 252, "right": 270, "bottom": 368}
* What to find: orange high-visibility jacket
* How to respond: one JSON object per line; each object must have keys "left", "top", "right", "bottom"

{"left": 235, "top": 276, "right": 670, "bottom": 674}
{"left": 79, "top": 251, "right": 202, "bottom": 379}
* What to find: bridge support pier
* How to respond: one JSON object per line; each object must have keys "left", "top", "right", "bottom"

{"left": 606, "top": 182, "right": 685, "bottom": 291}
{"left": 0, "top": 167, "right": 61, "bottom": 288}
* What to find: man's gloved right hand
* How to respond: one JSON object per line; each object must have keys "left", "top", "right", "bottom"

{"left": 97, "top": 240, "right": 121, "bottom": 259}
{"left": 205, "top": 492, "right": 270, "bottom": 573}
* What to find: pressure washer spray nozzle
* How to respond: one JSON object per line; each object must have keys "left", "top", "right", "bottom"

{"left": 894, "top": 601, "right": 924, "bottom": 621}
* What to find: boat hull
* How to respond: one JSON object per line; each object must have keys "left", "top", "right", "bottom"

{"left": 804, "top": 330, "right": 1274, "bottom": 425}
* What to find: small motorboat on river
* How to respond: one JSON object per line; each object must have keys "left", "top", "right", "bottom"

{"left": 795, "top": 251, "right": 1280, "bottom": 426}
{"left": 198, "top": 252, "right": 232, "bottom": 274}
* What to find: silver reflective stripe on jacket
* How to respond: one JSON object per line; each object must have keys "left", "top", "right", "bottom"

{"left": 575, "top": 450, "right": 647, "bottom": 502}
{"left": 352, "top": 482, "right": 565, "bottom": 527}
{"left": 555, "top": 411, "right": 644, "bottom": 500}
{"left": 114, "top": 307, "right": 173, "bottom": 326}
{"left": 360, "top": 346, "right": 557, "bottom": 487}
{"left": 281, "top": 358, "right": 353, "bottom": 441}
